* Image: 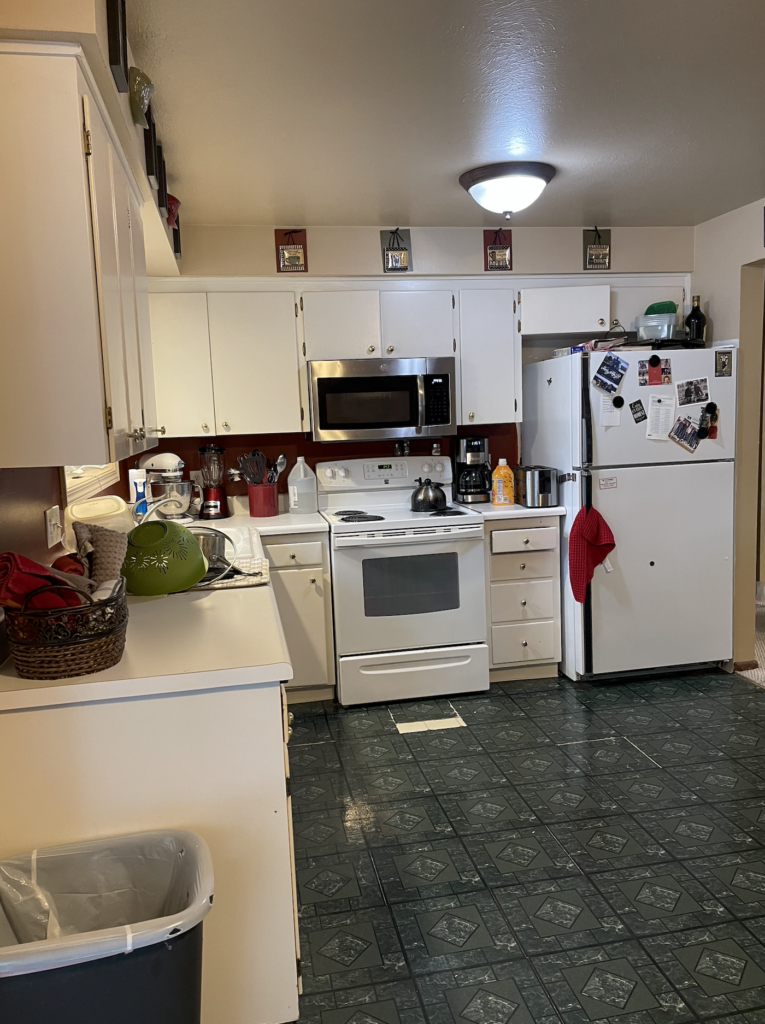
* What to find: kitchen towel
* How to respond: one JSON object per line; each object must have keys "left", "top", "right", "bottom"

{"left": 568, "top": 507, "right": 615, "bottom": 603}
{"left": 0, "top": 553, "right": 82, "bottom": 610}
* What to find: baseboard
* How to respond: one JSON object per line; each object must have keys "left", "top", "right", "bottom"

{"left": 490, "top": 664, "right": 559, "bottom": 683}
{"left": 734, "top": 660, "right": 758, "bottom": 672}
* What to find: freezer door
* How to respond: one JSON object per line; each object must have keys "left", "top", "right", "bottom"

{"left": 588, "top": 348, "right": 736, "bottom": 467}
{"left": 521, "top": 357, "right": 578, "bottom": 473}
{"left": 588, "top": 462, "right": 733, "bottom": 674}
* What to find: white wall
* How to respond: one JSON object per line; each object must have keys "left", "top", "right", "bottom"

{"left": 693, "top": 196, "right": 765, "bottom": 340}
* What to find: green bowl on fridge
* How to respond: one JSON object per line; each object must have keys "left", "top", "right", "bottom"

{"left": 121, "top": 520, "right": 206, "bottom": 596}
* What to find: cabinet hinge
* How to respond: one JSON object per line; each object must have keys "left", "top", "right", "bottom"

{"left": 300, "top": 296, "right": 303, "bottom": 311}
{"left": 302, "top": 341, "right": 306, "bottom": 357}
{"left": 286, "top": 776, "right": 292, "bottom": 798}
{"left": 295, "top": 303, "right": 298, "bottom": 318}
{"left": 296, "top": 957, "right": 302, "bottom": 978}
{"left": 514, "top": 398, "right": 517, "bottom": 412}
{"left": 452, "top": 294, "right": 455, "bottom": 309}
{"left": 683, "top": 287, "right": 686, "bottom": 303}
{"left": 453, "top": 339, "right": 456, "bottom": 353}
{"left": 105, "top": 406, "right": 113, "bottom": 430}
{"left": 301, "top": 406, "right": 305, "bottom": 422}
{"left": 83, "top": 127, "right": 92, "bottom": 156}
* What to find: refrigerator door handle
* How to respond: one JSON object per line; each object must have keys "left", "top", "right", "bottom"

{"left": 581, "top": 353, "right": 593, "bottom": 470}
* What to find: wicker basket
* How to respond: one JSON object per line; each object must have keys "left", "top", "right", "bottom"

{"left": 4, "top": 578, "right": 128, "bottom": 680}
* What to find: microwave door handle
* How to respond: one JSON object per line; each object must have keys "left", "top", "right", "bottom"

{"left": 416, "top": 376, "right": 426, "bottom": 433}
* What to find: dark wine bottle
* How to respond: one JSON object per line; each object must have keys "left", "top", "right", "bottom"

{"left": 685, "top": 295, "right": 707, "bottom": 345}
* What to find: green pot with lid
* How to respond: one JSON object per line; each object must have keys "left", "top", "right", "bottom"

{"left": 121, "top": 520, "right": 206, "bottom": 596}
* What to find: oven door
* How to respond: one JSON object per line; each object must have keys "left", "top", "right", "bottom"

{"left": 332, "top": 531, "right": 487, "bottom": 656}
{"left": 308, "top": 358, "right": 455, "bottom": 441}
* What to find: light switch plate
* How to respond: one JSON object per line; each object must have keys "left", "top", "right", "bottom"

{"left": 45, "top": 505, "right": 63, "bottom": 548}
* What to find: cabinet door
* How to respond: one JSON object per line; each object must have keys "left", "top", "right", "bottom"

{"left": 149, "top": 293, "right": 216, "bottom": 437}
{"left": 271, "top": 568, "right": 329, "bottom": 690}
{"left": 520, "top": 284, "right": 610, "bottom": 335}
{"left": 85, "top": 97, "right": 131, "bottom": 462}
{"left": 459, "top": 290, "right": 520, "bottom": 425}
{"left": 380, "top": 291, "right": 454, "bottom": 357}
{"left": 129, "top": 191, "right": 158, "bottom": 450}
{"left": 207, "top": 292, "right": 302, "bottom": 435}
{"left": 302, "top": 291, "right": 380, "bottom": 359}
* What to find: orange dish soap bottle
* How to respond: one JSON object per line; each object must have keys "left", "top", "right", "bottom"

{"left": 491, "top": 459, "right": 514, "bottom": 505}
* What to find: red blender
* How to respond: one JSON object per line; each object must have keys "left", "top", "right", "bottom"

{"left": 198, "top": 445, "right": 231, "bottom": 519}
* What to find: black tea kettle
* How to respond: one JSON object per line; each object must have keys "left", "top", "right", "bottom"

{"left": 411, "top": 478, "right": 448, "bottom": 512}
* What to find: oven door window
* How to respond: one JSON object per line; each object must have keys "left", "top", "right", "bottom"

{"left": 317, "top": 376, "right": 419, "bottom": 430}
{"left": 362, "top": 552, "right": 459, "bottom": 617}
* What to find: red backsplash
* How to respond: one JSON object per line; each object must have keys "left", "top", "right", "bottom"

{"left": 118, "top": 424, "right": 518, "bottom": 498}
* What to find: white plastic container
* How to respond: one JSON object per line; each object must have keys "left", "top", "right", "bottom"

{"left": 287, "top": 457, "right": 318, "bottom": 514}
{"left": 63, "top": 495, "right": 135, "bottom": 549}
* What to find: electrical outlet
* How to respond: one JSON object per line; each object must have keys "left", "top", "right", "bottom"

{"left": 45, "top": 505, "right": 63, "bottom": 548}
{"left": 190, "top": 470, "right": 203, "bottom": 486}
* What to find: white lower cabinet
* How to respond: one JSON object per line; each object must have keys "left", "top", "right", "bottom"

{"left": 486, "top": 516, "right": 562, "bottom": 677}
{"left": 263, "top": 534, "right": 335, "bottom": 696}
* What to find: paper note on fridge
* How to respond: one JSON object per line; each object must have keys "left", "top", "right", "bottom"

{"left": 646, "top": 395, "right": 675, "bottom": 440}
{"left": 601, "top": 396, "right": 621, "bottom": 427}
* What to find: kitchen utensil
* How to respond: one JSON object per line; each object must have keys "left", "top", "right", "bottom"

{"left": 513, "top": 466, "right": 559, "bottom": 508}
{"left": 274, "top": 454, "right": 287, "bottom": 480}
{"left": 411, "top": 478, "right": 448, "bottom": 512}
{"left": 121, "top": 520, "right": 207, "bottom": 595}
{"left": 150, "top": 480, "right": 203, "bottom": 519}
{"left": 198, "top": 445, "right": 231, "bottom": 520}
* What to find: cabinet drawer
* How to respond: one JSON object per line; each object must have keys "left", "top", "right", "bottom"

{"left": 491, "top": 580, "right": 554, "bottom": 623}
{"left": 491, "top": 527, "right": 557, "bottom": 554}
{"left": 264, "top": 540, "right": 323, "bottom": 568}
{"left": 492, "top": 621, "right": 556, "bottom": 664}
{"left": 490, "top": 550, "right": 557, "bottom": 581}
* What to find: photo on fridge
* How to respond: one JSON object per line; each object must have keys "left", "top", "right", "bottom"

{"left": 668, "top": 414, "right": 700, "bottom": 453}
{"left": 637, "top": 358, "right": 672, "bottom": 386}
{"left": 592, "top": 354, "right": 629, "bottom": 395}
{"left": 676, "top": 377, "right": 710, "bottom": 407}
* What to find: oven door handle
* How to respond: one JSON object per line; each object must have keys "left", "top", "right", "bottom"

{"left": 416, "top": 375, "right": 426, "bottom": 433}
{"left": 333, "top": 526, "right": 484, "bottom": 548}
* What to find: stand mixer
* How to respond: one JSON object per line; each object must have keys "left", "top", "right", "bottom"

{"left": 138, "top": 452, "right": 202, "bottom": 522}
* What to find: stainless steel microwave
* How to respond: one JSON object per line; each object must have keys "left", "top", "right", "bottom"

{"left": 308, "top": 357, "right": 457, "bottom": 442}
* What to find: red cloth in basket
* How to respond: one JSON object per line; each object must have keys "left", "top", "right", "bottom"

{"left": 0, "top": 553, "right": 82, "bottom": 610}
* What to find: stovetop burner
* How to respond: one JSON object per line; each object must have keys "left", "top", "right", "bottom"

{"left": 334, "top": 510, "right": 367, "bottom": 516}
{"left": 340, "top": 514, "right": 385, "bottom": 523}
{"left": 430, "top": 507, "right": 467, "bottom": 517}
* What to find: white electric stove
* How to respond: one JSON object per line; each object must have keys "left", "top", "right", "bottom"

{"left": 318, "top": 456, "right": 489, "bottom": 706}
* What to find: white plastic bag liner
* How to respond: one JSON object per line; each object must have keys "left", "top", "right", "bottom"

{"left": 0, "top": 830, "right": 213, "bottom": 978}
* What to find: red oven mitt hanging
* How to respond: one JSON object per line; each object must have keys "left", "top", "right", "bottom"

{"left": 569, "top": 507, "right": 615, "bottom": 603}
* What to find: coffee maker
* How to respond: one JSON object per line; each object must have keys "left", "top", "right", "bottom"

{"left": 198, "top": 444, "right": 231, "bottom": 520}
{"left": 454, "top": 437, "right": 491, "bottom": 503}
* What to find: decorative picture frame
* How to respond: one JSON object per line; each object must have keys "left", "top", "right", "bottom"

{"left": 275, "top": 229, "right": 308, "bottom": 273}
{"left": 106, "top": 0, "right": 129, "bottom": 93}
{"left": 380, "top": 228, "right": 413, "bottom": 273}
{"left": 483, "top": 229, "right": 513, "bottom": 272}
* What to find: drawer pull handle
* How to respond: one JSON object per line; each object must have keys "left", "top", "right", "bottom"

{"left": 523, "top": 538, "right": 530, "bottom": 545}
{"left": 519, "top": 563, "right": 526, "bottom": 570}
{"left": 521, "top": 640, "right": 528, "bottom": 647}
{"left": 310, "top": 576, "right": 316, "bottom": 584}
{"left": 520, "top": 599, "right": 527, "bottom": 606}
{"left": 290, "top": 553, "right": 297, "bottom": 559}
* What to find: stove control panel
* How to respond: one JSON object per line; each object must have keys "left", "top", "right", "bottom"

{"left": 363, "top": 461, "right": 408, "bottom": 480}
{"left": 317, "top": 456, "right": 453, "bottom": 491}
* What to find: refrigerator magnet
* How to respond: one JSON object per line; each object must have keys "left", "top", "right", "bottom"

{"left": 715, "top": 350, "right": 733, "bottom": 377}
{"left": 592, "top": 353, "right": 629, "bottom": 396}
{"left": 668, "top": 414, "right": 701, "bottom": 453}
{"left": 676, "top": 377, "right": 710, "bottom": 407}
{"left": 638, "top": 356, "right": 672, "bottom": 385}
{"left": 630, "top": 399, "right": 647, "bottom": 423}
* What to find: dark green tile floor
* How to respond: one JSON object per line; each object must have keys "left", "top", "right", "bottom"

{"left": 290, "top": 672, "right": 765, "bottom": 1024}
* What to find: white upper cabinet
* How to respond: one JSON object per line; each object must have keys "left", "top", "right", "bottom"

{"left": 149, "top": 293, "right": 216, "bottom": 438}
{"left": 207, "top": 292, "right": 302, "bottom": 435}
{"left": 459, "top": 290, "right": 521, "bottom": 425}
{"left": 302, "top": 291, "right": 381, "bottom": 360}
{"left": 520, "top": 284, "right": 610, "bottom": 335}
{"left": 380, "top": 291, "right": 455, "bottom": 358}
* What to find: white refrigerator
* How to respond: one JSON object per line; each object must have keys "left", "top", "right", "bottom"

{"left": 523, "top": 348, "right": 736, "bottom": 680}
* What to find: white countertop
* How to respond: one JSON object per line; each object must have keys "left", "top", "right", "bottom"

{"left": 226, "top": 498, "right": 328, "bottom": 536}
{"left": 0, "top": 584, "right": 292, "bottom": 712}
{"left": 460, "top": 503, "right": 566, "bottom": 520}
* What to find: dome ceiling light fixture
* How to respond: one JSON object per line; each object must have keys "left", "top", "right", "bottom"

{"left": 459, "top": 161, "right": 556, "bottom": 220}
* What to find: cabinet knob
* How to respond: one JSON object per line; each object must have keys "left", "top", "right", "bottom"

{"left": 310, "top": 576, "right": 316, "bottom": 584}
{"left": 519, "top": 563, "right": 526, "bottom": 570}
{"left": 598, "top": 318, "right": 606, "bottom": 326}
{"left": 288, "top": 726, "right": 293, "bottom": 738}
{"left": 288, "top": 712, "right": 294, "bottom": 724}
{"left": 147, "top": 426, "right": 166, "bottom": 435}
{"left": 521, "top": 599, "right": 527, "bottom": 606}
{"left": 521, "top": 640, "right": 528, "bottom": 647}
{"left": 290, "top": 553, "right": 297, "bottom": 560}
{"left": 201, "top": 423, "right": 209, "bottom": 432}
{"left": 387, "top": 346, "right": 395, "bottom": 354}
{"left": 127, "top": 428, "right": 145, "bottom": 441}
{"left": 367, "top": 345, "right": 376, "bottom": 353}
{"left": 469, "top": 412, "right": 475, "bottom": 421}
{"left": 523, "top": 538, "right": 530, "bottom": 545}
{"left": 222, "top": 421, "right": 230, "bottom": 431}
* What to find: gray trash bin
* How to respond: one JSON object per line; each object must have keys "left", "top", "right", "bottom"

{"left": 0, "top": 830, "right": 214, "bottom": 1024}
